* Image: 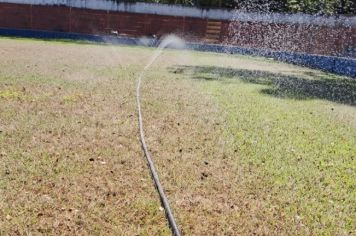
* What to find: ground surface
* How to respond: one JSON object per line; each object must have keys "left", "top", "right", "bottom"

{"left": 0, "top": 38, "right": 355, "bottom": 235}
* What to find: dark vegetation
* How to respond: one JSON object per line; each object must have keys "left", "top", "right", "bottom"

{"left": 113, "top": 0, "right": 356, "bottom": 15}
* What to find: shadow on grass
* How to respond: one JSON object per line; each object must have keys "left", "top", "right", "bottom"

{"left": 169, "top": 65, "right": 356, "bottom": 106}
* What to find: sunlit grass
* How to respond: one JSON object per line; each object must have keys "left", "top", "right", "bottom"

{"left": 0, "top": 37, "right": 355, "bottom": 235}
{"left": 200, "top": 74, "right": 355, "bottom": 235}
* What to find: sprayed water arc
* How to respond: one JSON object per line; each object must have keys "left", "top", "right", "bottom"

{"left": 136, "top": 35, "right": 185, "bottom": 236}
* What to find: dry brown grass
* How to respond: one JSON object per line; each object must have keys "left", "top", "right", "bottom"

{"left": 0, "top": 38, "right": 354, "bottom": 235}
{"left": 0, "top": 39, "right": 170, "bottom": 235}
{"left": 140, "top": 65, "right": 293, "bottom": 235}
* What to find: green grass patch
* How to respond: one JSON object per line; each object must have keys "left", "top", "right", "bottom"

{"left": 0, "top": 90, "right": 24, "bottom": 100}
{"left": 193, "top": 68, "right": 356, "bottom": 235}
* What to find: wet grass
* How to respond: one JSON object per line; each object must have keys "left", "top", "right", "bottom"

{"left": 0, "top": 37, "right": 355, "bottom": 235}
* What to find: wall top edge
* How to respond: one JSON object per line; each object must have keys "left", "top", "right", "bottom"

{"left": 0, "top": 0, "right": 355, "bottom": 27}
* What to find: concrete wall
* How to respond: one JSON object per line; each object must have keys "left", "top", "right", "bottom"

{"left": 0, "top": 1, "right": 355, "bottom": 57}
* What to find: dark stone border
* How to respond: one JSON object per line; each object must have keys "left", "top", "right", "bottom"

{"left": 0, "top": 28, "right": 355, "bottom": 77}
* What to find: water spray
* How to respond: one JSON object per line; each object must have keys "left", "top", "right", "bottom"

{"left": 136, "top": 35, "right": 185, "bottom": 236}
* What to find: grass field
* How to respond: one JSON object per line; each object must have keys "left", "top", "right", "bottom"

{"left": 0, "top": 37, "right": 355, "bottom": 235}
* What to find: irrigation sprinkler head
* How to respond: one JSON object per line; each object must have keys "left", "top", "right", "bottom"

{"left": 110, "top": 30, "right": 119, "bottom": 36}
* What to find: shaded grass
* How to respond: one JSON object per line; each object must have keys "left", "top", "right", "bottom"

{"left": 171, "top": 65, "right": 356, "bottom": 106}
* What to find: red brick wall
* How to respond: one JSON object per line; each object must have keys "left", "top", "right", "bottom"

{"left": 184, "top": 17, "right": 207, "bottom": 41}
{"left": 0, "top": 3, "right": 31, "bottom": 29}
{"left": 32, "top": 5, "right": 70, "bottom": 32}
{"left": 70, "top": 8, "right": 108, "bottom": 34}
{"left": 108, "top": 12, "right": 144, "bottom": 36}
{"left": 0, "top": 3, "right": 353, "bottom": 57}
{"left": 225, "top": 21, "right": 354, "bottom": 56}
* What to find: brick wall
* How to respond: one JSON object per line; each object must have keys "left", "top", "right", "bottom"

{"left": 0, "top": 3, "right": 354, "bottom": 57}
